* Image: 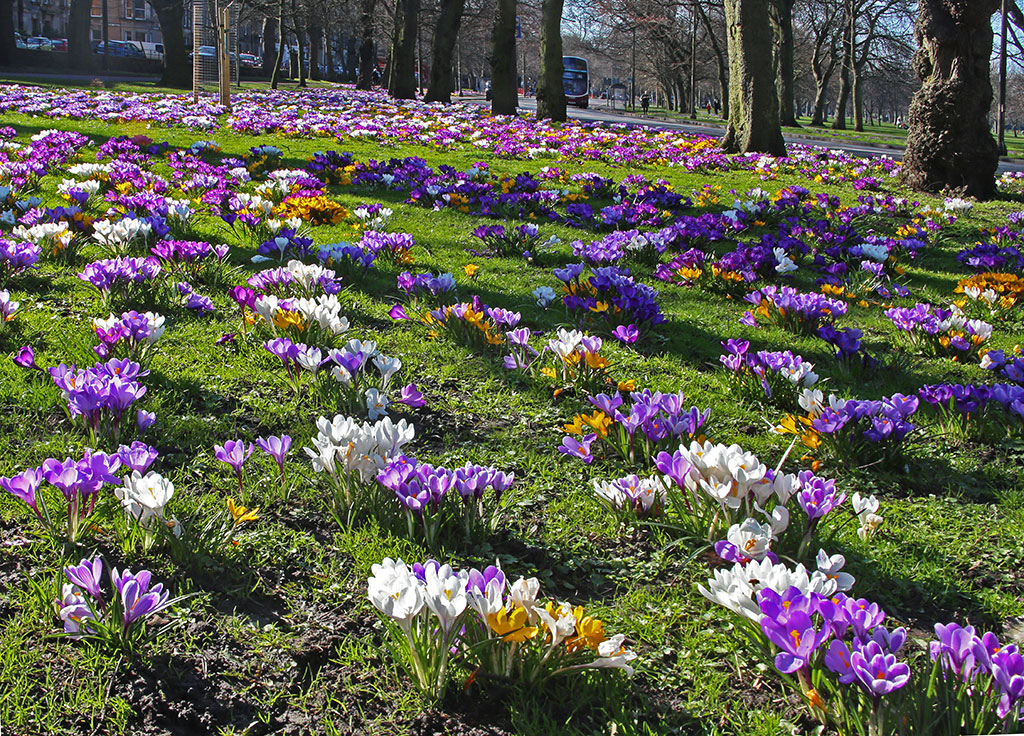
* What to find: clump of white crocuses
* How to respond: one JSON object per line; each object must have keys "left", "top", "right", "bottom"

{"left": 649, "top": 439, "right": 874, "bottom": 563}
{"left": 305, "top": 414, "right": 414, "bottom": 526}
{"left": 368, "top": 558, "right": 637, "bottom": 699}
{"left": 91, "top": 217, "right": 152, "bottom": 256}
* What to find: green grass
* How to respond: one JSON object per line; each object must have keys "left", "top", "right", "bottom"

{"left": 0, "top": 89, "right": 1022, "bottom": 735}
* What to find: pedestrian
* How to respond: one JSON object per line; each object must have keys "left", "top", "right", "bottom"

{"left": 713, "top": 98, "right": 721, "bottom": 116}
{"left": 640, "top": 92, "right": 650, "bottom": 115}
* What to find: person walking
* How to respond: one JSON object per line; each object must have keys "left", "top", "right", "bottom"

{"left": 640, "top": 92, "right": 650, "bottom": 116}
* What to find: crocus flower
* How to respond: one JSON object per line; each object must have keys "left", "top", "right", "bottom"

{"left": 112, "top": 567, "right": 171, "bottom": 625}
{"left": 136, "top": 409, "right": 156, "bottom": 432}
{"left": 0, "top": 467, "right": 43, "bottom": 516}
{"left": 65, "top": 556, "right": 105, "bottom": 600}
{"left": 13, "top": 345, "right": 38, "bottom": 370}
{"left": 256, "top": 434, "right": 292, "bottom": 471}
{"left": 214, "top": 440, "right": 254, "bottom": 473}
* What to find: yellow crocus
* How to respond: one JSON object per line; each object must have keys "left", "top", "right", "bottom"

{"left": 487, "top": 606, "right": 538, "bottom": 642}
{"left": 227, "top": 497, "right": 259, "bottom": 524}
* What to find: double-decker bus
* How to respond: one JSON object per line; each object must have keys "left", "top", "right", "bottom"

{"left": 562, "top": 56, "right": 589, "bottom": 108}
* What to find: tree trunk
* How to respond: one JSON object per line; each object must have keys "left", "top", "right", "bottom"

{"left": 774, "top": 0, "right": 798, "bottom": 126}
{"left": 308, "top": 24, "right": 323, "bottom": 81}
{"left": 271, "top": 0, "right": 287, "bottom": 88}
{"left": 811, "top": 80, "right": 830, "bottom": 126}
{"left": 292, "top": 0, "right": 307, "bottom": 87}
{"left": 356, "top": 0, "right": 376, "bottom": 89}
{"left": 536, "top": 0, "right": 566, "bottom": 121}
{"left": 852, "top": 63, "right": 863, "bottom": 131}
{"left": 902, "top": 0, "right": 1000, "bottom": 199}
{"left": 721, "top": 0, "right": 785, "bottom": 155}
{"left": 67, "top": 0, "right": 93, "bottom": 71}
{"left": 388, "top": 0, "right": 418, "bottom": 98}
{"left": 262, "top": 16, "right": 277, "bottom": 78}
{"left": 149, "top": 0, "right": 189, "bottom": 88}
{"left": 831, "top": 5, "right": 853, "bottom": 131}
{"left": 424, "top": 0, "right": 465, "bottom": 102}
{"left": 490, "top": 0, "right": 518, "bottom": 114}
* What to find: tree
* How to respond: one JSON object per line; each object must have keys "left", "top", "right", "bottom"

{"left": 389, "top": 0, "right": 419, "bottom": 98}
{"left": 902, "top": 0, "right": 1000, "bottom": 199}
{"left": 536, "top": 0, "right": 567, "bottom": 120}
{"left": 262, "top": 16, "right": 278, "bottom": 78}
{"left": 356, "top": 0, "right": 377, "bottom": 89}
{"left": 772, "top": 0, "right": 799, "bottom": 126}
{"left": 799, "top": 0, "right": 841, "bottom": 125}
{"left": 147, "top": 0, "right": 190, "bottom": 88}
{"left": 696, "top": 1, "right": 729, "bottom": 119}
{"left": 67, "top": 0, "right": 93, "bottom": 72}
{"left": 721, "top": 0, "right": 786, "bottom": 154}
{"left": 490, "top": 0, "right": 518, "bottom": 114}
{"left": 425, "top": 0, "right": 467, "bottom": 102}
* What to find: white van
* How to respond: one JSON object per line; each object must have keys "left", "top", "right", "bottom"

{"left": 130, "top": 41, "right": 164, "bottom": 61}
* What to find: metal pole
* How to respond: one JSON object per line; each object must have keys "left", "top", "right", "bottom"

{"left": 999, "top": 0, "right": 1008, "bottom": 155}
{"left": 457, "top": 38, "right": 462, "bottom": 97}
{"left": 630, "top": 26, "right": 636, "bottom": 110}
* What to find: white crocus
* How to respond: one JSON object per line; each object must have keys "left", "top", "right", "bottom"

{"left": 816, "top": 549, "right": 855, "bottom": 592}
{"left": 726, "top": 518, "right": 774, "bottom": 562}
{"left": 367, "top": 558, "right": 424, "bottom": 633}
{"left": 698, "top": 558, "right": 837, "bottom": 621}
{"left": 422, "top": 564, "right": 467, "bottom": 633}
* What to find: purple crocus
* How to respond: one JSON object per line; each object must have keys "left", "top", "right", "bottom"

{"left": 612, "top": 324, "right": 639, "bottom": 344}
{"left": 112, "top": 567, "right": 171, "bottom": 625}
{"left": 558, "top": 434, "right": 596, "bottom": 464}
{"left": 214, "top": 440, "right": 254, "bottom": 474}
{"left": 13, "top": 345, "right": 38, "bottom": 370}
{"left": 256, "top": 434, "right": 292, "bottom": 472}
{"left": 136, "top": 409, "right": 156, "bottom": 432}
{"left": 760, "top": 609, "right": 832, "bottom": 674}
{"left": 849, "top": 640, "right": 911, "bottom": 697}
{"left": 65, "top": 556, "right": 105, "bottom": 600}
{"left": 0, "top": 467, "right": 43, "bottom": 516}
{"left": 396, "top": 383, "right": 426, "bottom": 407}
{"left": 118, "top": 441, "right": 159, "bottom": 474}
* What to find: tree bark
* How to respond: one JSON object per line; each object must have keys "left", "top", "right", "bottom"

{"left": 536, "top": 0, "right": 566, "bottom": 121}
{"left": 388, "top": 0, "right": 418, "bottom": 98}
{"left": 902, "top": 0, "right": 1000, "bottom": 199}
{"left": 831, "top": 4, "right": 852, "bottom": 131}
{"left": 424, "top": 0, "right": 465, "bottom": 102}
{"left": 490, "top": 0, "right": 518, "bottom": 114}
{"left": 308, "top": 24, "right": 323, "bottom": 81}
{"left": 271, "top": 0, "right": 287, "bottom": 88}
{"left": 292, "top": 0, "right": 307, "bottom": 87}
{"left": 262, "top": 16, "right": 277, "bottom": 78}
{"left": 773, "top": 0, "right": 798, "bottom": 126}
{"left": 721, "top": 0, "right": 785, "bottom": 154}
{"left": 149, "top": 0, "right": 189, "bottom": 88}
{"left": 356, "top": 0, "right": 376, "bottom": 89}
{"left": 67, "top": 0, "right": 93, "bottom": 71}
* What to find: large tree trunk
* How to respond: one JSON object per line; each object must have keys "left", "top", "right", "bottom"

{"left": 831, "top": 5, "right": 852, "bottom": 130}
{"left": 535, "top": 0, "right": 566, "bottom": 121}
{"left": 308, "top": 24, "right": 322, "bottom": 81}
{"left": 149, "top": 0, "right": 189, "bottom": 88}
{"left": 262, "top": 16, "right": 277, "bottom": 78}
{"left": 424, "top": 0, "right": 465, "bottom": 102}
{"left": 902, "top": 0, "right": 1000, "bottom": 199}
{"left": 388, "top": 0, "right": 418, "bottom": 98}
{"left": 67, "top": 0, "right": 93, "bottom": 71}
{"left": 721, "top": 0, "right": 785, "bottom": 154}
{"left": 356, "top": 0, "right": 376, "bottom": 89}
{"left": 490, "top": 0, "right": 518, "bottom": 114}
{"left": 773, "top": 0, "right": 798, "bottom": 126}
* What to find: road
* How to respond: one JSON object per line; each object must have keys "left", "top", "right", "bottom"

{"left": 504, "top": 97, "right": 1024, "bottom": 174}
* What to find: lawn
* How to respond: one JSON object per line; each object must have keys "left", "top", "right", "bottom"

{"left": 0, "top": 82, "right": 1022, "bottom": 736}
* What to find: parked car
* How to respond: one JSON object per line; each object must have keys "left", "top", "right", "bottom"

{"left": 92, "top": 40, "right": 146, "bottom": 58}
{"left": 50, "top": 38, "right": 68, "bottom": 52}
{"left": 25, "top": 37, "right": 53, "bottom": 51}
{"left": 14, "top": 32, "right": 27, "bottom": 49}
{"left": 239, "top": 53, "right": 261, "bottom": 68}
